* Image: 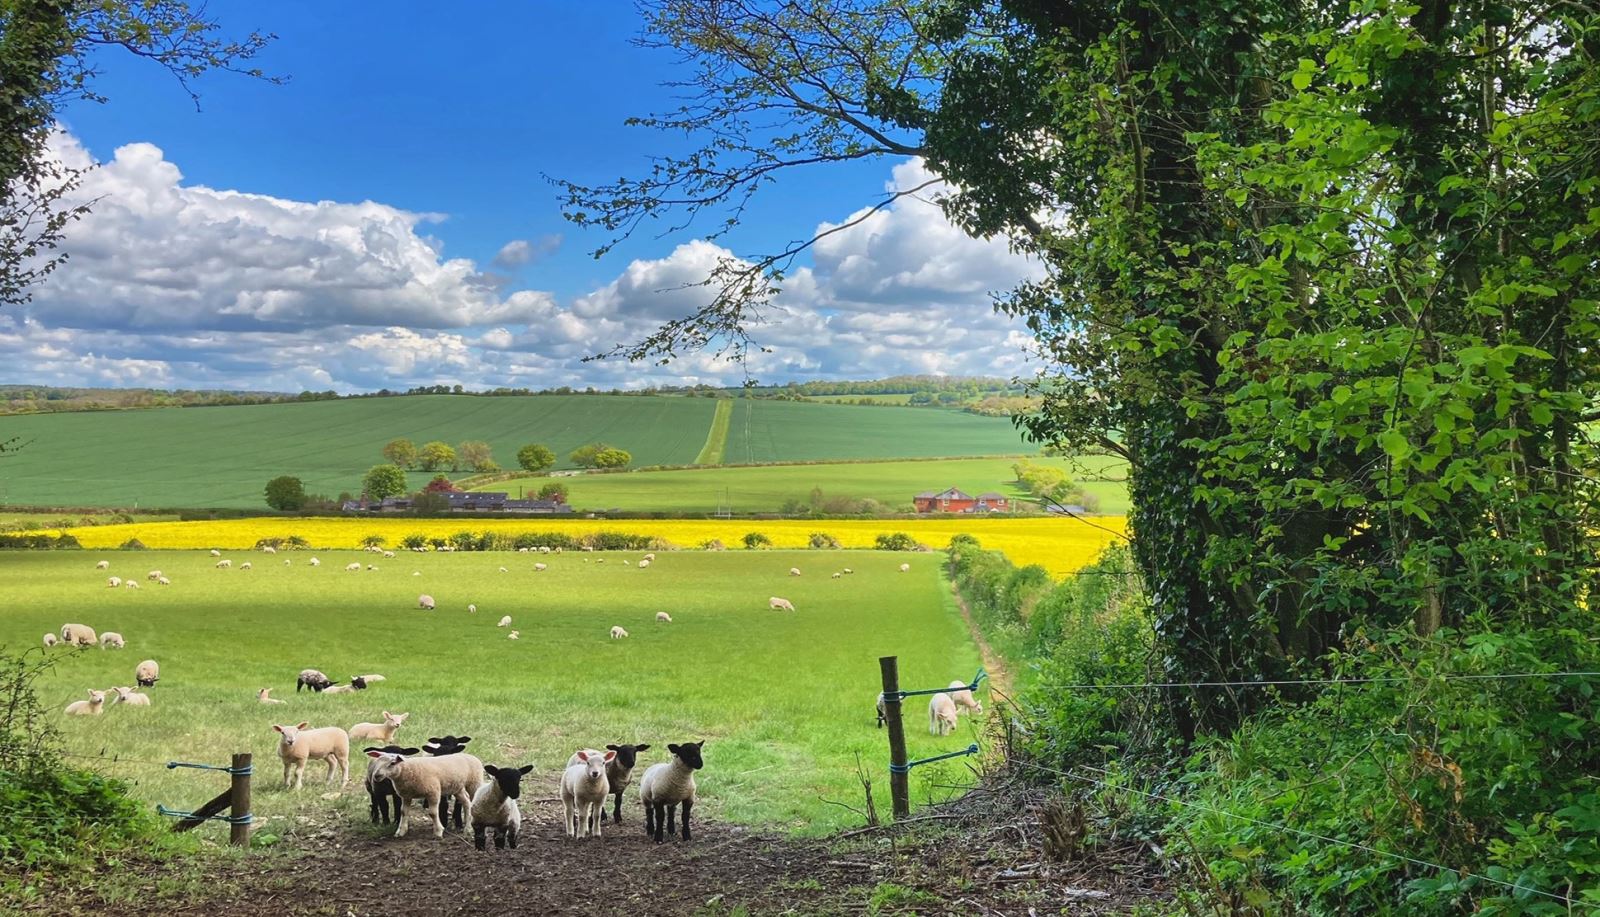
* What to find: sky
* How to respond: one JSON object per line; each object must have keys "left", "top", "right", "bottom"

{"left": 3, "top": 2, "right": 1043, "bottom": 393}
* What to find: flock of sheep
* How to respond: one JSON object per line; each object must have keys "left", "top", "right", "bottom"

{"left": 47, "top": 617, "right": 158, "bottom": 716}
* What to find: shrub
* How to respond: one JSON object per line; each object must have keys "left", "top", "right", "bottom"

{"left": 448, "top": 531, "right": 480, "bottom": 552}
{"left": 702, "top": 539, "right": 726, "bottom": 551}
{"left": 118, "top": 538, "right": 146, "bottom": 551}
{"left": 592, "top": 447, "right": 632, "bottom": 469}
{"left": 400, "top": 533, "right": 428, "bottom": 550}
{"left": 743, "top": 532, "right": 772, "bottom": 549}
{"left": 808, "top": 532, "right": 841, "bottom": 549}
{"left": 0, "top": 533, "right": 80, "bottom": 550}
{"left": 874, "top": 532, "right": 923, "bottom": 551}
{"left": 512, "top": 532, "right": 581, "bottom": 551}
{"left": 516, "top": 443, "right": 556, "bottom": 472}
{"left": 537, "top": 482, "right": 569, "bottom": 502}
{"left": 253, "top": 536, "right": 309, "bottom": 551}
{"left": 585, "top": 531, "right": 656, "bottom": 551}
{"left": 360, "top": 534, "right": 387, "bottom": 548}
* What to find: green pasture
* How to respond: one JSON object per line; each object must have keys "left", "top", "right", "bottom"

{"left": 802, "top": 394, "right": 919, "bottom": 404}
{"left": 4, "top": 550, "right": 985, "bottom": 837}
{"left": 719, "top": 399, "right": 1029, "bottom": 464}
{"left": 484, "top": 454, "right": 1131, "bottom": 515}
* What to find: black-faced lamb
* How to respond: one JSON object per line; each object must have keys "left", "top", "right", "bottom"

{"left": 296, "top": 669, "right": 333, "bottom": 693}
{"left": 561, "top": 749, "right": 614, "bottom": 838}
{"left": 369, "top": 737, "right": 474, "bottom": 827}
{"left": 135, "top": 659, "right": 159, "bottom": 687}
{"left": 364, "top": 749, "right": 483, "bottom": 838}
{"left": 568, "top": 743, "right": 651, "bottom": 824}
{"left": 472, "top": 763, "right": 532, "bottom": 850}
{"left": 640, "top": 740, "right": 704, "bottom": 843}
{"left": 273, "top": 722, "right": 351, "bottom": 789}
{"left": 363, "top": 743, "right": 421, "bottom": 824}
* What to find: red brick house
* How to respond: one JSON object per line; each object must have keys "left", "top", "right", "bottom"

{"left": 913, "top": 487, "right": 1010, "bottom": 513}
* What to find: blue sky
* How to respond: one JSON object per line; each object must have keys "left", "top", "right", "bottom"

{"left": 5, "top": 3, "right": 1039, "bottom": 392}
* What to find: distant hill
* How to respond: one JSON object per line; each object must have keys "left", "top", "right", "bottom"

{"left": 0, "top": 393, "right": 1034, "bottom": 510}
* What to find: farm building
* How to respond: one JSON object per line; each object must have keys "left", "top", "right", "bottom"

{"left": 913, "top": 487, "right": 1009, "bottom": 514}
{"left": 343, "top": 492, "right": 574, "bottom": 515}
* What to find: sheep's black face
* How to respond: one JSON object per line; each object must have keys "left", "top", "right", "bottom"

{"left": 485, "top": 764, "right": 533, "bottom": 799}
{"left": 424, "top": 735, "right": 471, "bottom": 756}
{"left": 351, "top": 677, "right": 368, "bottom": 690}
{"left": 364, "top": 745, "right": 419, "bottom": 757}
{"left": 605, "top": 743, "right": 650, "bottom": 769}
{"left": 668, "top": 741, "right": 705, "bottom": 770}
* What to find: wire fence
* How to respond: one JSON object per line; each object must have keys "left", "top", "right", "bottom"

{"left": 1033, "top": 669, "right": 1600, "bottom": 692}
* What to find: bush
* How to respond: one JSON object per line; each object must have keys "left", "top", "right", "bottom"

{"left": 743, "top": 532, "right": 772, "bottom": 549}
{"left": 592, "top": 447, "right": 631, "bottom": 469}
{"left": 702, "top": 539, "right": 726, "bottom": 551}
{"left": 585, "top": 531, "right": 656, "bottom": 551}
{"left": 537, "top": 482, "right": 569, "bottom": 503}
{"left": 361, "top": 534, "right": 387, "bottom": 548}
{"left": 448, "top": 531, "right": 480, "bottom": 552}
{"left": 400, "top": 533, "right": 428, "bottom": 550}
{"left": 516, "top": 443, "right": 555, "bottom": 472}
{"left": 874, "top": 532, "right": 924, "bottom": 551}
{"left": 512, "top": 532, "right": 581, "bottom": 551}
{"left": 0, "top": 533, "right": 80, "bottom": 550}
{"left": 118, "top": 538, "right": 147, "bottom": 551}
{"left": 253, "top": 536, "right": 309, "bottom": 551}
{"left": 808, "top": 532, "right": 842, "bottom": 549}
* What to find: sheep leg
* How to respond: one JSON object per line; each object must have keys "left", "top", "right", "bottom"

{"left": 437, "top": 797, "right": 449, "bottom": 828}
{"left": 473, "top": 824, "right": 487, "bottom": 851}
{"left": 425, "top": 790, "right": 445, "bottom": 838}
{"left": 323, "top": 756, "right": 337, "bottom": 785}
{"left": 610, "top": 789, "right": 623, "bottom": 824}
{"left": 455, "top": 789, "right": 474, "bottom": 834}
{"left": 293, "top": 761, "right": 306, "bottom": 790}
{"left": 651, "top": 802, "right": 667, "bottom": 843}
{"left": 644, "top": 798, "right": 655, "bottom": 836}
{"left": 563, "top": 794, "right": 576, "bottom": 838}
{"left": 507, "top": 824, "right": 518, "bottom": 849}
{"left": 680, "top": 799, "right": 693, "bottom": 841}
{"left": 589, "top": 801, "right": 602, "bottom": 838}
{"left": 665, "top": 804, "right": 676, "bottom": 835}
{"left": 282, "top": 760, "right": 293, "bottom": 788}
{"left": 394, "top": 795, "right": 410, "bottom": 838}
{"left": 493, "top": 826, "right": 506, "bottom": 849}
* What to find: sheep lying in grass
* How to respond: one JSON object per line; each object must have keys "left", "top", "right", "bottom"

{"left": 364, "top": 749, "right": 483, "bottom": 838}
{"left": 274, "top": 722, "right": 350, "bottom": 789}
{"left": 351, "top": 711, "right": 409, "bottom": 743}
{"left": 96, "top": 560, "right": 110, "bottom": 570}
{"left": 534, "top": 563, "right": 547, "bottom": 572}
{"left": 296, "top": 669, "right": 333, "bottom": 693}
{"left": 507, "top": 630, "right": 520, "bottom": 640}
{"left": 638, "top": 559, "right": 651, "bottom": 569}
{"left": 322, "top": 681, "right": 357, "bottom": 695}
{"left": 61, "top": 623, "right": 97, "bottom": 646}
{"left": 42, "top": 633, "right": 57, "bottom": 648}
{"left": 135, "top": 659, "right": 159, "bottom": 687}
{"left": 472, "top": 763, "right": 532, "bottom": 850}
{"left": 64, "top": 689, "right": 107, "bottom": 716}
{"left": 640, "top": 740, "right": 704, "bottom": 843}
{"left": 354, "top": 674, "right": 386, "bottom": 684}
{"left": 656, "top": 612, "right": 672, "bottom": 623}
{"left": 106, "top": 576, "right": 122, "bottom": 588}
{"left": 928, "top": 693, "right": 958, "bottom": 736}
{"left": 100, "top": 632, "right": 125, "bottom": 650}
{"left": 610, "top": 626, "right": 629, "bottom": 639}
{"left": 568, "top": 743, "right": 652, "bottom": 824}
{"left": 768, "top": 597, "right": 795, "bottom": 612}
{"left": 789, "top": 567, "right": 801, "bottom": 576}
{"left": 210, "top": 549, "right": 221, "bottom": 557}
{"left": 561, "top": 749, "right": 614, "bottom": 838}
{"left": 111, "top": 686, "right": 151, "bottom": 706}
{"left": 900, "top": 563, "right": 911, "bottom": 572}
{"left": 383, "top": 551, "right": 395, "bottom": 558}
{"left": 947, "top": 680, "right": 983, "bottom": 716}
{"left": 418, "top": 594, "right": 436, "bottom": 610}
{"left": 258, "top": 687, "right": 285, "bottom": 705}
{"left": 497, "top": 615, "right": 512, "bottom": 628}
{"left": 309, "top": 557, "right": 321, "bottom": 566}
{"left": 498, "top": 566, "right": 508, "bottom": 573}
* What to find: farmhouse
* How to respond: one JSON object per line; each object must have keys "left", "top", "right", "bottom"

{"left": 343, "top": 492, "right": 575, "bottom": 515}
{"left": 913, "top": 487, "right": 1009, "bottom": 514}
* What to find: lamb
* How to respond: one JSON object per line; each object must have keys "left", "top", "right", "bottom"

{"left": 534, "top": 563, "right": 547, "bottom": 572}
{"left": 111, "top": 686, "right": 151, "bottom": 706}
{"left": 656, "top": 612, "right": 672, "bottom": 623}
{"left": 283, "top": 558, "right": 292, "bottom": 566}
{"left": 309, "top": 557, "right": 321, "bottom": 566}
{"left": 350, "top": 711, "right": 410, "bottom": 743}
{"left": 262, "top": 545, "right": 277, "bottom": 554}
{"left": 42, "top": 633, "right": 57, "bottom": 648}
{"left": 498, "top": 566, "right": 508, "bottom": 573}
{"left": 258, "top": 687, "right": 286, "bottom": 705}
{"left": 642, "top": 553, "right": 655, "bottom": 562}
{"left": 497, "top": 615, "right": 512, "bottom": 628}
{"left": 99, "top": 632, "right": 125, "bottom": 650}
{"left": 362, "top": 743, "right": 421, "bottom": 824}
{"left": 468, "top": 603, "right": 477, "bottom": 613}
{"left": 273, "top": 722, "right": 351, "bottom": 789}
{"left": 210, "top": 549, "right": 221, "bottom": 557}
{"left": 135, "top": 659, "right": 159, "bottom": 687}
{"left": 418, "top": 594, "right": 435, "bottom": 610}
{"left": 768, "top": 597, "right": 795, "bottom": 612}
{"left": 832, "top": 572, "right": 841, "bottom": 579}
{"left": 240, "top": 561, "right": 252, "bottom": 570}
{"left": 610, "top": 626, "right": 629, "bottom": 639}
{"left": 382, "top": 551, "right": 396, "bottom": 558}
{"left": 900, "top": 563, "right": 911, "bottom": 572}
{"left": 364, "top": 749, "right": 483, "bottom": 838}
{"left": 843, "top": 568, "right": 854, "bottom": 575}
{"left": 322, "top": 681, "right": 357, "bottom": 695}
{"left": 61, "top": 623, "right": 97, "bottom": 646}
{"left": 947, "top": 680, "right": 984, "bottom": 716}
{"left": 640, "top": 740, "right": 704, "bottom": 843}
{"left": 638, "top": 559, "right": 651, "bottom": 568}
{"left": 157, "top": 576, "right": 171, "bottom": 585}
{"left": 346, "top": 562, "right": 361, "bottom": 572}
{"left": 369, "top": 736, "right": 473, "bottom": 826}
{"left": 472, "top": 763, "right": 532, "bottom": 850}
{"left": 561, "top": 749, "right": 615, "bottom": 838}
{"left": 508, "top": 629, "right": 521, "bottom": 640}
{"left": 928, "top": 693, "right": 959, "bottom": 735}
{"left": 354, "top": 674, "right": 386, "bottom": 684}
{"left": 125, "top": 579, "right": 140, "bottom": 590}
{"left": 296, "top": 668, "right": 333, "bottom": 693}
{"left": 146, "top": 570, "right": 163, "bottom": 581}
{"left": 216, "top": 559, "right": 232, "bottom": 568}
{"left": 96, "top": 560, "right": 110, "bottom": 570}
{"left": 789, "top": 567, "right": 801, "bottom": 576}
{"left": 106, "top": 576, "right": 122, "bottom": 588}
{"left": 568, "top": 743, "right": 652, "bottom": 824}
{"left": 64, "top": 689, "right": 107, "bottom": 716}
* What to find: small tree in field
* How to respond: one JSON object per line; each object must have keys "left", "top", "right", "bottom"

{"left": 423, "top": 474, "right": 459, "bottom": 493}
{"left": 418, "top": 441, "right": 456, "bottom": 472}
{"left": 264, "top": 475, "right": 307, "bottom": 510}
{"left": 517, "top": 443, "right": 556, "bottom": 472}
{"left": 362, "top": 464, "right": 407, "bottom": 501}
{"left": 537, "top": 482, "right": 569, "bottom": 503}
{"left": 382, "top": 438, "right": 417, "bottom": 469}
{"left": 457, "top": 440, "right": 496, "bottom": 472}
{"left": 568, "top": 442, "right": 617, "bottom": 468}
{"left": 361, "top": 535, "right": 386, "bottom": 548}
{"left": 592, "top": 448, "right": 632, "bottom": 469}
{"left": 743, "top": 532, "right": 771, "bottom": 550}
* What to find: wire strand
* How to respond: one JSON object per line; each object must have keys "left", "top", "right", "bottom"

{"left": 1033, "top": 670, "right": 1600, "bottom": 692}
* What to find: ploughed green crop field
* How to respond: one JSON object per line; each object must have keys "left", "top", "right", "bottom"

{"left": 0, "top": 395, "right": 1033, "bottom": 509}
{"left": 7, "top": 550, "right": 986, "bottom": 837}
{"left": 485, "top": 455, "right": 1131, "bottom": 515}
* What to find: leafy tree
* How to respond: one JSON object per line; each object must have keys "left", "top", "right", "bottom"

{"left": 457, "top": 440, "right": 496, "bottom": 472}
{"left": 536, "top": 482, "right": 568, "bottom": 503}
{"left": 382, "top": 438, "right": 417, "bottom": 469}
{"left": 516, "top": 443, "right": 556, "bottom": 472}
{"left": 262, "top": 475, "right": 306, "bottom": 511}
{"left": 423, "top": 474, "right": 458, "bottom": 493}
{"left": 807, "top": 532, "right": 840, "bottom": 549}
{"left": 417, "top": 441, "right": 456, "bottom": 472}
{"left": 591, "top": 447, "right": 631, "bottom": 469}
{"left": 569, "top": 442, "right": 618, "bottom": 468}
{"left": 361, "top": 464, "right": 406, "bottom": 501}
{"left": 360, "top": 535, "right": 386, "bottom": 549}
{"left": 742, "top": 532, "right": 771, "bottom": 550}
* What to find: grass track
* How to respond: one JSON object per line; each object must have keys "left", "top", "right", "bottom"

{"left": 7, "top": 550, "right": 983, "bottom": 835}
{"left": 693, "top": 399, "right": 734, "bottom": 466}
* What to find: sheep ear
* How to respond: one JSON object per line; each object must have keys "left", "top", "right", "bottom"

{"left": 456, "top": 736, "right": 471, "bottom": 744}
{"left": 297, "top": 721, "right": 309, "bottom": 730}
{"left": 576, "top": 751, "right": 589, "bottom": 762}
{"left": 381, "top": 710, "right": 390, "bottom": 718}
{"left": 518, "top": 765, "right": 533, "bottom": 775}
{"left": 635, "top": 744, "right": 651, "bottom": 752}
{"left": 365, "top": 749, "right": 385, "bottom": 759}
{"left": 398, "top": 747, "right": 420, "bottom": 756}
{"left": 484, "top": 764, "right": 500, "bottom": 776}
{"left": 667, "top": 743, "right": 681, "bottom": 755}
{"left": 605, "top": 744, "right": 619, "bottom": 751}
{"left": 603, "top": 750, "right": 617, "bottom": 763}
{"left": 693, "top": 740, "right": 705, "bottom": 748}
{"left": 273, "top": 724, "right": 285, "bottom": 733}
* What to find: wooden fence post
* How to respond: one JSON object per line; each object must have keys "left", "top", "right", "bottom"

{"left": 229, "top": 752, "right": 252, "bottom": 848}
{"left": 879, "top": 655, "right": 910, "bottom": 820}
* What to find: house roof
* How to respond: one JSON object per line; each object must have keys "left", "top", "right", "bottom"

{"left": 976, "top": 492, "right": 1007, "bottom": 500}
{"left": 935, "top": 487, "right": 973, "bottom": 500}
{"left": 914, "top": 491, "right": 938, "bottom": 499}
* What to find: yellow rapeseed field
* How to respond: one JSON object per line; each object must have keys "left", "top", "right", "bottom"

{"left": 62, "top": 516, "right": 1128, "bottom": 577}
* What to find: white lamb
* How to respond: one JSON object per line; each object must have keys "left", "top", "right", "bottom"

{"left": 64, "top": 689, "right": 107, "bottom": 716}
{"left": 346, "top": 562, "right": 361, "bottom": 572}
{"left": 507, "top": 630, "right": 520, "bottom": 640}
{"left": 99, "top": 632, "right": 125, "bottom": 650}
{"left": 561, "top": 749, "right": 614, "bottom": 838}
{"left": 928, "top": 693, "right": 959, "bottom": 736}
{"left": 240, "top": 561, "right": 252, "bottom": 570}
{"left": 273, "top": 722, "right": 351, "bottom": 789}
{"left": 900, "top": 563, "right": 911, "bottom": 572}
{"left": 350, "top": 711, "right": 410, "bottom": 743}
{"left": 258, "top": 687, "right": 286, "bottom": 705}
{"left": 789, "top": 567, "right": 801, "bottom": 576}
{"left": 364, "top": 749, "right": 483, "bottom": 838}
{"left": 262, "top": 545, "right": 277, "bottom": 554}
{"left": 111, "top": 686, "right": 151, "bottom": 707}
{"left": 309, "top": 557, "right": 321, "bottom": 567}
{"left": 471, "top": 763, "right": 532, "bottom": 849}
{"left": 157, "top": 575, "right": 171, "bottom": 585}
{"left": 42, "top": 633, "right": 57, "bottom": 648}
{"left": 639, "top": 741, "right": 704, "bottom": 843}
{"left": 947, "top": 680, "right": 984, "bottom": 716}
{"left": 497, "top": 616, "right": 512, "bottom": 628}
{"left": 124, "top": 580, "right": 140, "bottom": 590}
{"left": 135, "top": 659, "right": 159, "bottom": 687}
{"left": 106, "top": 576, "right": 122, "bottom": 588}
{"left": 610, "top": 626, "right": 629, "bottom": 639}
{"left": 768, "top": 597, "right": 795, "bottom": 612}
{"left": 383, "top": 551, "right": 395, "bottom": 558}
{"left": 209, "top": 549, "right": 221, "bottom": 557}
{"left": 146, "top": 570, "right": 162, "bottom": 581}
{"left": 832, "top": 572, "right": 841, "bottom": 579}
{"left": 534, "top": 563, "right": 547, "bottom": 572}
{"left": 468, "top": 603, "right": 477, "bottom": 614}
{"left": 418, "top": 594, "right": 436, "bottom": 610}
{"left": 216, "top": 559, "right": 232, "bottom": 569}
{"left": 95, "top": 560, "right": 110, "bottom": 570}
{"left": 60, "top": 623, "right": 97, "bottom": 646}
{"left": 656, "top": 612, "right": 672, "bottom": 623}
{"left": 354, "top": 674, "right": 386, "bottom": 683}
{"left": 638, "top": 559, "right": 651, "bottom": 569}
{"left": 498, "top": 566, "right": 508, "bottom": 573}
{"left": 843, "top": 568, "right": 853, "bottom": 575}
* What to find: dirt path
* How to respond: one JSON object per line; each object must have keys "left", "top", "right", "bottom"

{"left": 949, "top": 581, "right": 1015, "bottom": 701}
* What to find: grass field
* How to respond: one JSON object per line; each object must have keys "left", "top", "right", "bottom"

{"left": 483, "top": 455, "right": 1131, "bottom": 515}
{"left": 57, "top": 516, "right": 1127, "bottom": 578}
{"left": 0, "top": 394, "right": 1034, "bottom": 509}
{"left": 7, "top": 550, "right": 983, "bottom": 836}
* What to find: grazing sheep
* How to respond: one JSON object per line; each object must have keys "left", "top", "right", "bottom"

{"left": 383, "top": 551, "right": 396, "bottom": 558}
{"left": 472, "top": 763, "right": 533, "bottom": 850}
{"left": 146, "top": 570, "right": 163, "bottom": 581}
{"left": 561, "top": 749, "right": 614, "bottom": 838}
{"left": 843, "top": 568, "right": 853, "bottom": 574}
{"left": 928, "top": 693, "right": 959, "bottom": 736}
{"left": 240, "top": 562, "right": 252, "bottom": 570}
{"left": 258, "top": 687, "right": 286, "bottom": 705}
{"left": 363, "top": 749, "right": 483, "bottom": 838}
{"left": 216, "top": 559, "right": 232, "bottom": 569}
{"left": 363, "top": 743, "right": 422, "bottom": 825}
{"left": 111, "top": 686, "right": 151, "bottom": 707}
{"left": 346, "top": 562, "right": 361, "bottom": 572}
{"left": 638, "top": 559, "right": 651, "bottom": 569}
{"left": 309, "top": 557, "right": 321, "bottom": 567}
{"left": 568, "top": 744, "right": 652, "bottom": 824}
{"left": 209, "top": 549, "right": 221, "bottom": 557}
{"left": 534, "top": 563, "right": 547, "bottom": 572}
{"left": 900, "top": 563, "right": 911, "bottom": 572}
{"left": 789, "top": 567, "right": 801, "bottom": 576}
{"left": 497, "top": 615, "right": 512, "bottom": 628}
{"left": 106, "top": 576, "right": 122, "bottom": 588}
{"left": 124, "top": 579, "right": 140, "bottom": 590}
{"left": 642, "top": 553, "right": 655, "bottom": 562}
{"left": 64, "top": 689, "right": 107, "bottom": 716}
{"left": 135, "top": 659, "right": 159, "bottom": 687}
{"left": 875, "top": 692, "right": 886, "bottom": 728}
{"left": 95, "top": 560, "right": 110, "bottom": 570}
{"left": 768, "top": 596, "right": 795, "bottom": 612}
{"left": 947, "top": 680, "right": 984, "bottom": 716}
{"left": 610, "top": 626, "right": 629, "bottom": 639}
{"left": 273, "top": 722, "right": 351, "bottom": 789}
{"left": 656, "top": 612, "right": 672, "bottom": 623}
{"left": 467, "top": 603, "right": 477, "bottom": 613}
{"left": 157, "top": 576, "right": 171, "bottom": 586}
{"left": 507, "top": 630, "right": 520, "bottom": 640}
{"left": 418, "top": 594, "right": 436, "bottom": 610}
{"left": 61, "top": 623, "right": 98, "bottom": 646}
{"left": 350, "top": 711, "right": 410, "bottom": 743}
{"left": 832, "top": 572, "right": 841, "bottom": 579}
{"left": 296, "top": 669, "right": 333, "bottom": 693}
{"left": 498, "top": 566, "right": 508, "bottom": 573}
{"left": 640, "top": 740, "right": 704, "bottom": 843}
{"left": 99, "top": 632, "right": 125, "bottom": 650}
{"left": 262, "top": 545, "right": 277, "bottom": 554}
{"left": 42, "top": 633, "right": 57, "bottom": 648}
